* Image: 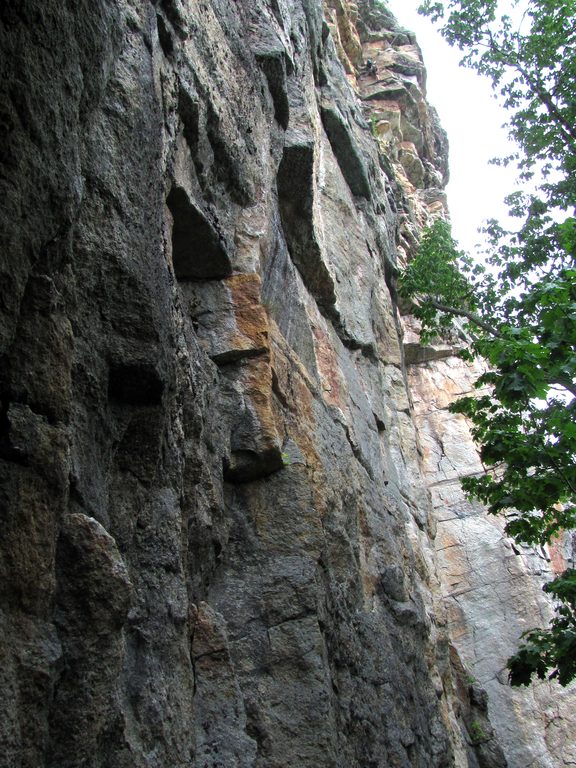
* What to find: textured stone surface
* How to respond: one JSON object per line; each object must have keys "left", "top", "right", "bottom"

{"left": 408, "top": 352, "right": 576, "bottom": 768}
{"left": 0, "top": 1, "right": 573, "bottom": 767}
{"left": 353, "top": 6, "right": 576, "bottom": 764}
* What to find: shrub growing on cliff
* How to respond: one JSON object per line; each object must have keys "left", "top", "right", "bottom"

{"left": 399, "top": 0, "right": 576, "bottom": 686}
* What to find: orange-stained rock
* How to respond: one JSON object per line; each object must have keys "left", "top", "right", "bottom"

{"left": 312, "top": 324, "right": 345, "bottom": 410}
{"left": 323, "top": 0, "right": 363, "bottom": 76}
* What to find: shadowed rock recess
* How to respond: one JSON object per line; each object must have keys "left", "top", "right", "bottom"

{"left": 1, "top": 1, "right": 574, "bottom": 767}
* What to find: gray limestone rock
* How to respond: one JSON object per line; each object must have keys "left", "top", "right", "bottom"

{"left": 0, "top": 1, "right": 572, "bottom": 767}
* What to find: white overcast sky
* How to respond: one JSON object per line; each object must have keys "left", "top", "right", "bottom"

{"left": 386, "top": 0, "right": 519, "bottom": 254}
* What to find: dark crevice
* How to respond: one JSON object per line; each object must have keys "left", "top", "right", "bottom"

{"left": 167, "top": 186, "right": 231, "bottom": 280}
{"left": 255, "top": 51, "right": 289, "bottom": 129}
{"left": 210, "top": 346, "right": 267, "bottom": 367}
{"left": 108, "top": 362, "right": 164, "bottom": 406}
{"left": 156, "top": 13, "right": 174, "bottom": 58}
{"left": 320, "top": 106, "right": 372, "bottom": 200}
{"left": 277, "top": 142, "right": 336, "bottom": 313}
{"left": 223, "top": 447, "right": 283, "bottom": 484}
{"left": 374, "top": 413, "right": 386, "bottom": 433}
{"left": 178, "top": 82, "right": 199, "bottom": 154}
{"left": 0, "top": 396, "right": 28, "bottom": 465}
{"left": 337, "top": 330, "right": 377, "bottom": 361}
{"left": 343, "top": 423, "right": 374, "bottom": 481}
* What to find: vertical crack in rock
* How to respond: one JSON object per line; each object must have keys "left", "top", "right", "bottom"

{"left": 320, "top": 104, "right": 372, "bottom": 200}
{"left": 255, "top": 49, "right": 290, "bottom": 130}
{"left": 276, "top": 140, "right": 337, "bottom": 315}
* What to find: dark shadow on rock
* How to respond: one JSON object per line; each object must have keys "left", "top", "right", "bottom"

{"left": 320, "top": 105, "right": 371, "bottom": 200}
{"left": 167, "top": 185, "right": 232, "bottom": 280}
{"left": 255, "top": 50, "right": 290, "bottom": 129}
{"left": 108, "top": 362, "right": 164, "bottom": 406}
{"left": 277, "top": 141, "right": 336, "bottom": 313}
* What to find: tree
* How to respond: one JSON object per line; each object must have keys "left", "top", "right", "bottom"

{"left": 398, "top": 0, "right": 576, "bottom": 686}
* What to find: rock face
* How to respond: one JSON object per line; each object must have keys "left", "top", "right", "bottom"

{"left": 409, "top": 354, "right": 576, "bottom": 768}
{"left": 0, "top": 1, "right": 573, "bottom": 767}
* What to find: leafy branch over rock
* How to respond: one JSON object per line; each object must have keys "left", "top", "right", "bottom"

{"left": 399, "top": 0, "right": 576, "bottom": 686}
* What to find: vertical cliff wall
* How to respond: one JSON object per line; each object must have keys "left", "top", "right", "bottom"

{"left": 408, "top": 352, "right": 576, "bottom": 768}
{"left": 0, "top": 1, "right": 573, "bottom": 767}
{"left": 350, "top": 8, "right": 576, "bottom": 766}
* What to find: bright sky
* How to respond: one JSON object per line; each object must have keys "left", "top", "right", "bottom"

{"left": 386, "top": 0, "right": 519, "bottom": 254}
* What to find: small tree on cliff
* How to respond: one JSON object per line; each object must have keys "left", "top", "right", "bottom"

{"left": 399, "top": 0, "right": 576, "bottom": 686}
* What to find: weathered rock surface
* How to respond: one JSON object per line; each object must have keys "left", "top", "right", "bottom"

{"left": 408, "top": 353, "right": 576, "bottom": 768}
{"left": 350, "top": 9, "right": 576, "bottom": 763}
{"left": 0, "top": 1, "right": 573, "bottom": 767}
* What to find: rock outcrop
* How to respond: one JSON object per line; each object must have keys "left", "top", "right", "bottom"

{"left": 0, "top": 1, "right": 573, "bottom": 767}
{"left": 408, "top": 352, "right": 576, "bottom": 768}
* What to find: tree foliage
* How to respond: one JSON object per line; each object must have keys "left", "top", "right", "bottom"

{"left": 399, "top": 0, "right": 576, "bottom": 686}
{"left": 507, "top": 569, "right": 576, "bottom": 686}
